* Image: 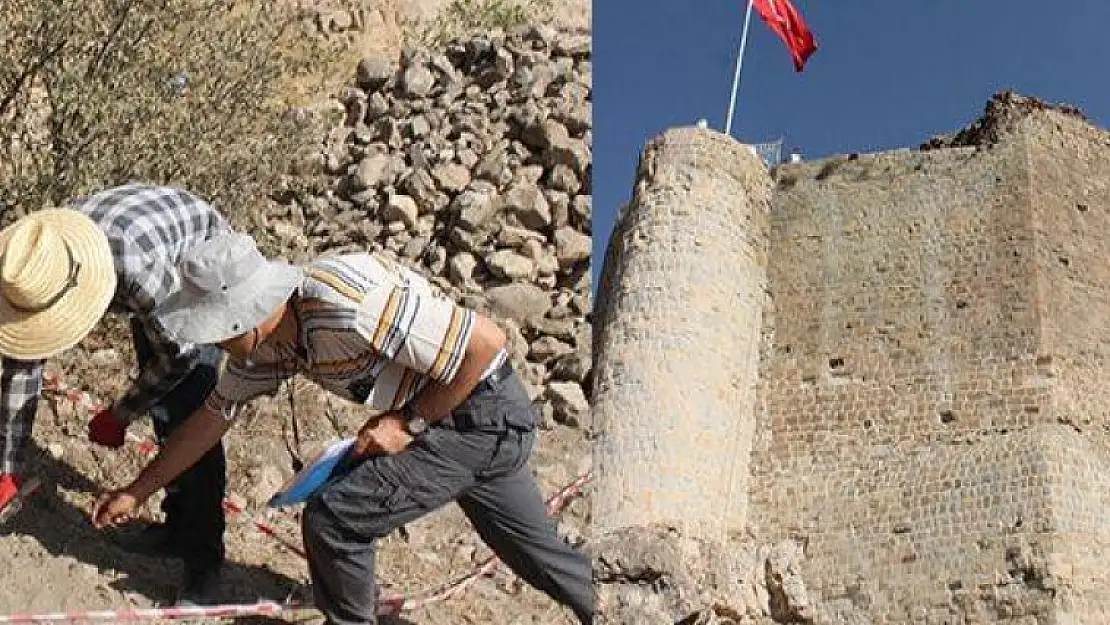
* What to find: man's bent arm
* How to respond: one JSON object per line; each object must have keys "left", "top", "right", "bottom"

{"left": 124, "top": 395, "right": 234, "bottom": 501}
{"left": 0, "top": 358, "right": 45, "bottom": 475}
{"left": 405, "top": 314, "right": 507, "bottom": 422}
{"left": 113, "top": 319, "right": 208, "bottom": 424}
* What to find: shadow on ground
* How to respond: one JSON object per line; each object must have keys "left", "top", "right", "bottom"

{"left": 1, "top": 440, "right": 303, "bottom": 608}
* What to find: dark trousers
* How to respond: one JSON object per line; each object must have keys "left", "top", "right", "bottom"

{"left": 301, "top": 365, "right": 596, "bottom": 625}
{"left": 131, "top": 318, "right": 226, "bottom": 575}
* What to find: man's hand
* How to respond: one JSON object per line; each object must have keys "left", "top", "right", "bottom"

{"left": 90, "top": 490, "right": 141, "bottom": 529}
{"left": 88, "top": 408, "right": 127, "bottom": 448}
{"left": 352, "top": 412, "right": 413, "bottom": 460}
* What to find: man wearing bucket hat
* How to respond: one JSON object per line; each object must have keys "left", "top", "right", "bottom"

{"left": 0, "top": 184, "right": 235, "bottom": 605}
{"left": 91, "top": 231, "right": 597, "bottom": 625}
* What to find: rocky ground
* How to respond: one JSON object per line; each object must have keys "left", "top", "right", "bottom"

{"left": 0, "top": 23, "right": 593, "bottom": 625}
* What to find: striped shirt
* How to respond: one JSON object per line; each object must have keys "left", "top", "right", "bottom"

{"left": 210, "top": 253, "right": 478, "bottom": 414}
{"left": 0, "top": 184, "right": 229, "bottom": 474}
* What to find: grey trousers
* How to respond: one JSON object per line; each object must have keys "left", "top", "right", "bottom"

{"left": 301, "top": 366, "right": 596, "bottom": 625}
{"left": 131, "top": 317, "right": 226, "bottom": 575}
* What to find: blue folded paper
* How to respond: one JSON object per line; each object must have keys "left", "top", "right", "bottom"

{"left": 268, "top": 437, "right": 356, "bottom": 508}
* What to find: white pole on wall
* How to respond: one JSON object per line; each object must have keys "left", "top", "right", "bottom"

{"left": 725, "top": 0, "right": 756, "bottom": 136}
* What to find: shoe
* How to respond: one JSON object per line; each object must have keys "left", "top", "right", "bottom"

{"left": 111, "top": 522, "right": 185, "bottom": 559}
{"left": 174, "top": 565, "right": 223, "bottom": 607}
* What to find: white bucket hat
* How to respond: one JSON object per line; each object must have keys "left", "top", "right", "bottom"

{"left": 154, "top": 231, "right": 303, "bottom": 345}
{"left": 0, "top": 209, "right": 117, "bottom": 360}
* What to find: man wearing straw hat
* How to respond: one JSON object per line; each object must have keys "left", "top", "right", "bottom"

{"left": 90, "top": 231, "right": 597, "bottom": 625}
{"left": 0, "top": 184, "right": 235, "bottom": 605}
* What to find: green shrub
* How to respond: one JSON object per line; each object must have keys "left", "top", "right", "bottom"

{"left": 406, "top": 0, "right": 555, "bottom": 47}
{"left": 0, "top": 0, "right": 337, "bottom": 230}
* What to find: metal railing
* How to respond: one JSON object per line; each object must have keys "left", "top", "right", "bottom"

{"left": 748, "top": 137, "right": 784, "bottom": 168}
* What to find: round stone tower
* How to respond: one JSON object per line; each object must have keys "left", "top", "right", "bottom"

{"left": 592, "top": 127, "right": 773, "bottom": 540}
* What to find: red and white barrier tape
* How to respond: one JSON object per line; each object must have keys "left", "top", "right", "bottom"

{"left": 33, "top": 369, "right": 593, "bottom": 619}
{"left": 379, "top": 471, "right": 593, "bottom": 616}
{"left": 220, "top": 498, "right": 307, "bottom": 559}
{"left": 40, "top": 372, "right": 157, "bottom": 455}
{"left": 0, "top": 599, "right": 308, "bottom": 623}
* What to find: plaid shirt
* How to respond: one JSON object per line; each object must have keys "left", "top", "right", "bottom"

{"left": 0, "top": 184, "right": 229, "bottom": 474}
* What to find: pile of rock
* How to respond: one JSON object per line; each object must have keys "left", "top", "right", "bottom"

{"left": 591, "top": 528, "right": 827, "bottom": 625}
{"left": 266, "top": 25, "right": 593, "bottom": 428}
{"left": 920, "top": 90, "right": 1087, "bottom": 150}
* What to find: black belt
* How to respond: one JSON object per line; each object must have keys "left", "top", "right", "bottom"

{"left": 474, "top": 358, "right": 513, "bottom": 394}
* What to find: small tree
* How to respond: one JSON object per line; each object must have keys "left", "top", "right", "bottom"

{"left": 405, "top": 0, "right": 555, "bottom": 47}
{"left": 0, "top": 0, "right": 338, "bottom": 229}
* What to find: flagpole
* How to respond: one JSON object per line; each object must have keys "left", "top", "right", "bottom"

{"left": 724, "top": 0, "right": 755, "bottom": 136}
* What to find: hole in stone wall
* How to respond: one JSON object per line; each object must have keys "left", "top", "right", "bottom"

{"left": 863, "top": 418, "right": 873, "bottom": 429}
{"left": 1058, "top": 256, "right": 1070, "bottom": 266}
{"left": 939, "top": 410, "right": 956, "bottom": 424}
{"left": 955, "top": 300, "right": 968, "bottom": 309}
{"left": 1078, "top": 203, "right": 1089, "bottom": 212}
{"left": 829, "top": 357, "right": 844, "bottom": 369}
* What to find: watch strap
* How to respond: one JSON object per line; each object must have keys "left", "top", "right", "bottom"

{"left": 402, "top": 402, "right": 425, "bottom": 434}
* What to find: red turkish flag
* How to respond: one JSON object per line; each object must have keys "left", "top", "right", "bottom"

{"left": 752, "top": 0, "right": 818, "bottom": 72}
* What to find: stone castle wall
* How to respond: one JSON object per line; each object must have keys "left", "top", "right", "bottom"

{"left": 593, "top": 94, "right": 1110, "bottom": 624}
{"left": 753, "top": 131, "right": 1059, "bottom": 623}
{"left": 754, "top": 102, "right": 1110, "bottom": 624}
{"left": 1022, "top": 108, "right": 1110, "bottom": 624}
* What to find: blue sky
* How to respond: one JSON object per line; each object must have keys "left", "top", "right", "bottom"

{"left": 593, "top": 1, "right": 1110, "bottom": 287}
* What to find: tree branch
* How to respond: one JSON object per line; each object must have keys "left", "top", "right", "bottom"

{"left": 0, "top": 36, "right": 68, "bottom": 121}
{"left": 85, "top": 0, "right": 141, "bottom": 81}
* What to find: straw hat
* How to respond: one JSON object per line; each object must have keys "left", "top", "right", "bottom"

{"left": 0, "top": 210, "right": 117, "bottom": 360}
{"left": 154, "top": 231, "right": 303, "bottom": 345}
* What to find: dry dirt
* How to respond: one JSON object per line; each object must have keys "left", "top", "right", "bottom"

{"left": 0, "top": 318, "right": 591, "bottom": 624}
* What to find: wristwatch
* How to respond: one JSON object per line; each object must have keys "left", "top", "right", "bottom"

{"left": 402, "top": 402, "right": 427, "bottom": 436}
